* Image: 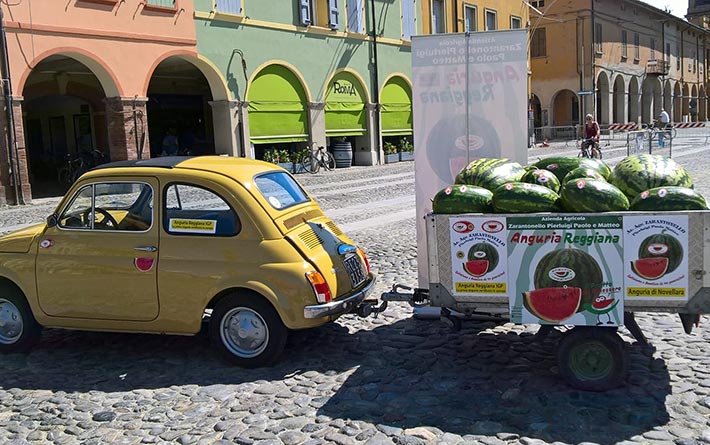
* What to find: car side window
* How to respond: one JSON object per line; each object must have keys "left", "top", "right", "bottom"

{"left": 59, "top": 182, "right": 153, "bottom": 231}
{"left": 163, "top": 183, "right": 240, "bottom": 236}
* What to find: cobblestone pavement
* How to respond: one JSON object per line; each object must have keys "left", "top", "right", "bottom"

{"left": 0, "top": 142, "right": 709, "bottom": 445}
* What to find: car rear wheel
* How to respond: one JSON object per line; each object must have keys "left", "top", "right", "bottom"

{"left": 209, "top": 293, "right": 287, "bottom": 367}
{"left": 0, "top": 290, "right": 41, "bottom": 353}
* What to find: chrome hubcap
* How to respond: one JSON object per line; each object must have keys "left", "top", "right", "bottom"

{"left": 220, "top": 307, "right": 268, "bottom": 358}
{"left": 0, "top": 299, "right": 23, "bottom": 344}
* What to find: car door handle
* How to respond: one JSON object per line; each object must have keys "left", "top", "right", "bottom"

{"left": 134, "top": 246, "right": 158, "bottom": 252}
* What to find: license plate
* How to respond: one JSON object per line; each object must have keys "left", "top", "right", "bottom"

{"left": 343, "top": 254, "right": 366, "bottom": 287}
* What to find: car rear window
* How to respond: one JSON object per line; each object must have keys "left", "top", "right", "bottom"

{"left": 254, "top": 172, "right": 309, "bottom": 210}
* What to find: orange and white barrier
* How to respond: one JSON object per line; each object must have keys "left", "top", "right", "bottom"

{"left": 607, "top": 123, "right": 638, "bottom": 131}
{"left": 673, "top": 122, "right": 705, "bottom": 128}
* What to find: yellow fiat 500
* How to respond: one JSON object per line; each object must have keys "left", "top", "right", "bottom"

{"left": 0, "top": 156, "right": 378, "bottom": 366}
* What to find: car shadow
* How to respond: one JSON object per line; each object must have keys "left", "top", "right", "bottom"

{"left": 0, "top": 314, "right": 671, "bottom": 445}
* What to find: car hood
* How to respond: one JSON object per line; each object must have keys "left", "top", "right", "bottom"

{"left": 0, "top": 223, "right": 45, "bottom": 253}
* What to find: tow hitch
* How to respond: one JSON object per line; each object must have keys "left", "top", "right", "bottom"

{"left": 354, "top": 299, "right": 388, "bottom": 318}
{"left": 381, "top": 284, "right": 431, "bottom": 307}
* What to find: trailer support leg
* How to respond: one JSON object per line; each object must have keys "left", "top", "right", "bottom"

{"left": 623, "top": 312, "right": 648, "bottom": 346}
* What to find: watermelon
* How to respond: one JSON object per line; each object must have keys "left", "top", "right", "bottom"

{"left": 630, "top": 186, "right": 707, "bottom": 211}
{"left": 455, "top": 158, "right": 525, "bottom": 191}
{"left": 559, "top": 179, "right": 630, "bottom": 212}
{"left": 492, "top": 182, "right": 559, "bottom": 213}
{"left": 523, "top": 287, "right": 581, "bottom": 323}
{"left": 610, "top": 154, "right": 693, "bottom": 198}
{"left": 638, "top": 232, "right": 683, "bottom": 273}
{"left": 534, "top": 248, "right": 603, "bottom": 310}
{"left": 468, "top": 242, "right": 499, "bottom": 271}
{"left": 563, "top": 167, "right": 607, "bottom": 183}
{"left": 521, "top": 169, "right": 561, "bottom": 193}
{"left": 583, "top": 296, "right": 620, "bottom": 315}
{"left": 432, "top": 185, "right": 493, "bottom": 214}
{"left": 631, "top": 257, "right": 669, "bottom": 280}
{"left": 532, "top": 157, "right": 611, "bottom": 181}
{"left": 464, "top": 260, "right": 489, "bottom": 277}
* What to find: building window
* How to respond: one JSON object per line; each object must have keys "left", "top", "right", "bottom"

{"left": 215, "top": 0, "right": 242, "bottom": 15}
{"left": 485, "top": 9, "right": 497, "bottom": 30}
{"left": 401, "top": 0, "right": 415, "bottom": 40}
{"left": 621, "top": 30, "right": 627, "bottom": 59}
{"left": 464, "top": 4, "right": 477, "bottom": 32}
{"left": 676, "top": 43, "right": 681, "bottom": 69}
{"left": 510, "top": 15, "right": 522, "bottom": 29}
{"left": 650, "top": 38, "right": 656, "bottom": 61}
{"left": 347, "top": 0, "right": 364, "bottom": 33}
{"left": 634, "top": 33, "right": 640, "bottom": 61}
{"left": 432, "top": 0, "right": 446, "bottom": 33}
{"left": 594, "top": 23, "right": 602, "bottom": 54}
{"left": 666, "top": 42, "right": 671, "bottom": 64}
{"left": 531, "top": 28, "right": 546, "bottom": 57}
{"left": 145, "top": 0, "right": 175, "bottom": 7}
{"left": 530, "top": 1, "right": 544, "bottom": 7}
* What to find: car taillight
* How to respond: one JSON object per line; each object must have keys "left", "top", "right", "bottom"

{"left": 357, "top": 247, "right": 370, "bottom": 273}
{"left": 306, "top": 271, "right": 332, "bottom": 303}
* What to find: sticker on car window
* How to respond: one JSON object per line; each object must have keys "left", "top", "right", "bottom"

{"left": 169, "top": 218, "right": 217, "bottom": 234}
{"left": 268, "top": 196, "right": 282, "bottom": 209}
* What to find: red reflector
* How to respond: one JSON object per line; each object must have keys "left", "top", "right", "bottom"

{"left": 306, "top": 271, "right": 332, "bottom": 303}
{"left": 357, "top": 247, "right": 370, "bottom": 273}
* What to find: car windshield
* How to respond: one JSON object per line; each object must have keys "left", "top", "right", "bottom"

{"left": 254, "top": 171, "right": 309, "bottom": 210}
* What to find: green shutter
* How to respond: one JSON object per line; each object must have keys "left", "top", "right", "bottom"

{"left": 325, "top": 72, "right": 367, "bottom": 136}
{"left": 381, "top": 77, "right": 412, "bottom": 136}
{"left": 247, "top": 65, "right": 309, "bottom": 144}
{"left": 146, "top": 0, "right": 175, "bottom": 7}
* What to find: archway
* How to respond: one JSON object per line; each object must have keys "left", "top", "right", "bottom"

{"left": 690, "top": 85, "right": 699, "bottom": 121}
{"left": 641, "top": 76, "right": 661, "bottom": 125}
{"left": 323, "top": 70, "right": 369, "bottom": 166}
{"left": 146, "top": 56, "right": 217, "bottom": 157}
{"left": 612, "top": 75, "right": 626, "bottom": 123}
{"left": 673, "top": 83, "right": 682, "bottom": 122}
{"left": 21, "top": 54, "right": 118, "bottom": 198}
{"left": 380, "top": 75, "right": 413, "bottom": 162}
{"left": 551, "top": 89, "right": 578, "bottom": 126}
{"left": 596, "top": 71, "right": 610, "bottom": 124}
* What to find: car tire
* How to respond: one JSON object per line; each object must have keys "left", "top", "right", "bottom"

{"left": 0, "top": 288, "right": 41, "bottom": 353}
{"left": 209, "top": 293, "right": 287, "bottom": 367}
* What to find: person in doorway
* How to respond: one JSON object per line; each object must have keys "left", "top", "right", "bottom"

{"left": 658, "top": 109, "right": 670, "bottom": 147}
{"left": 161, "top": 127, "right": 179, "bottom": 157}
{"left": 581, "top": 114, "right": 600, "bottom": 157}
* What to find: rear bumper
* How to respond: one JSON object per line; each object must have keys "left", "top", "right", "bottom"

{"left": 303, "top": 274, "right": 377, "bottom": 319}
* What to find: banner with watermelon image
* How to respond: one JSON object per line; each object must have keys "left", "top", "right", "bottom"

{"left": 623, "top": 215, "right": 689, "bottom": 301}
{"left": 449, "top": 217, "right": 508, "bottom": 297}
{"left": 507, "top": 215, "right": 624, "bottom": 326}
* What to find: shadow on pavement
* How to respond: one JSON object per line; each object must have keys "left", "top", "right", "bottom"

{"left": 0, "top": 315, "right": 670, "bottom": 445}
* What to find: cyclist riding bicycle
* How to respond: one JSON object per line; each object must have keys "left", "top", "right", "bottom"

{"left": 581, "top": 114, "right": 601, "bottom": 158}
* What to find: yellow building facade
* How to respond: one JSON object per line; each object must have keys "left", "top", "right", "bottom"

{"left": 420, "top": 0, "right": 530, "bottom": 34}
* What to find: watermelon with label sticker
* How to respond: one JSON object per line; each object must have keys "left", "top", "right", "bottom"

{"left": 523, "top": 287, "right": 582, "bottom": 323}
{"left": 463, "top": 260, "right": 489, "bottom": 277}
{"left": 631, "top": 257, "right": 669, "bottom": 280}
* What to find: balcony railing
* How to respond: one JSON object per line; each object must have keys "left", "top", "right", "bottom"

{"left": 646, "top": 60, "right": 669, "bottom": 75}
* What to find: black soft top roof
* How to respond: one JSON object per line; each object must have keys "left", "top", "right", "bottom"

{"left": 91, "top": 156, "right": 194, "bottom": 171}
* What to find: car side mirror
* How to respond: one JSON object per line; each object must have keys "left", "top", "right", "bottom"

{"left": 46, "top": 213, "right": 58, "bottom": 228}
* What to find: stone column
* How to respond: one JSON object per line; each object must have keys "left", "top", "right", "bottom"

{"left": 104, "top": 97, "right": 150, "bottom": 161}
{"left": 0, "top": 96, "right": 31, "bottom": 204}
{"left": 209, "top": 99, "right": 243, "bottom": 157}
{"left": 354, "top": 102, "right": 379, "bottom": 166}
{"left": 307, "top": 102, "right": 326, "bottom": 149}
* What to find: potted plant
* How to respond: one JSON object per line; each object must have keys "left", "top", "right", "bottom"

{"left": 263, "top": 147, "right": 293, "bottom": 172}
{"left": 384, "top": 141, "right": 399, "bottom": 164}
{"left": 290, "top": 147, "right": 310, "bottom": 174}
{"left": 399, "top": 138, "right": 414, "bottom": 161}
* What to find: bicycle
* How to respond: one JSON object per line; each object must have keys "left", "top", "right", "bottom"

{"left": 57, "top": 149, "right": 107, "bottom": 185}
{"left": 641, "top": 120, "right": 676, "bottom": 140}
{"left": 301, "top": 144, "right": 335, "bottom": 174}
{"left": 577, "top": 137, "right": 602, "bottom": 159}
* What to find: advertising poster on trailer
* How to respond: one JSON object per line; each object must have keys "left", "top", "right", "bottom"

{"left": 449, "top": 215, "right": 507, "bottom": 297}
{"left": 623, "top": 215, "right": 689, "bottom": 301}
{"left": 507, "top": 215, "right": 625, "bottom": 327}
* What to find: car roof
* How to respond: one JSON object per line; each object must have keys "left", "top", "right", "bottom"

{"left": 89, "top": 155, "right": 282, "bottom": 181}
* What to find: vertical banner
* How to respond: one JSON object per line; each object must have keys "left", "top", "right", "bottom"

{"left": 623, "top": 215, "right": 689, "bottom": 301}
{"left": 507, "top": 215, "right": 624, "bottom": 326}
{"left": 413, "top": 30, "right": 529, "bottom": 287}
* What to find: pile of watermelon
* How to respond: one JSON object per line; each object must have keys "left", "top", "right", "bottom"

{"left": 432, "top": 154, "right": 707, "bottom": 214}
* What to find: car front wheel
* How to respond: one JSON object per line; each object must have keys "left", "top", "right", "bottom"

{"left": 0, "top": 290, "right": 41, "bottom": 353}
{"left": 209, "top": 293, "right": 287, "bottom": 367}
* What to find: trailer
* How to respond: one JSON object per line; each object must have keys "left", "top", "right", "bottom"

{"left": 382, "top": 210, "right": 709, "bottom": 391}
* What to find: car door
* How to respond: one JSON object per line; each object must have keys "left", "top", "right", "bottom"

{"left": 36, "top": 179, "right": 160, "bottom": 321}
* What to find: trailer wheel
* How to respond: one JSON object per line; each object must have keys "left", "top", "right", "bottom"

{"left": 557, "top": 327, "right": 627, "bottom": 391}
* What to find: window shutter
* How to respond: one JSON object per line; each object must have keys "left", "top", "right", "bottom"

{"left": 402, "top": 0, "right": 415, "bottom": 40}
{"left": 300, "top": 0, "right": 312, "bottom": 26}
{"left": 329, "top": 0, "right": 340, "bottom": 30}
{"left": 347, "top": 0, "right": 363, "bottom": 33}
{"left": 216, "top": 0, "right": 242, "bottom": 15}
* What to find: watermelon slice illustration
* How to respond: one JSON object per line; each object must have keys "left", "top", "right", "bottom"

{"left": 583, "top": 295, "right": 619, "bottom": 315}
{"left": 631, "top": 257, "right": 669, "bottom": 280}
{"left": 463, "top": 260, "right": 489, "bottom": 277}
{"left": 522, "top": 287, "right": 581, "bottom": 323}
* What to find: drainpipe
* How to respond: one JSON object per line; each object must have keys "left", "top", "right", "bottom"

{"left": 369, "top": 0, "right": 381, "bottom": 164}
{"left": 590, "top": 0, "right": 596, "bottom": 121}
{"left": 0, "top": 6, "right": 23, "bottom": 204}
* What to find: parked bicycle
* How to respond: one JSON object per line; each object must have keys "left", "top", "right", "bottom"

{"left": 577, "top": 137, "right": 602, "bottom": 159}
{"left": 57, "top": 149, "right": 108, "bottom": 185}
{"left": 301, "top": 144, "right": 335, "bottom": 174}
{"left": 641, "top": 120, "right": 677, "bottom": 139}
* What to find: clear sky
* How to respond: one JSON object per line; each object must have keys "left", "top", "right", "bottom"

{"left": 639, "top": 0, "right": 687, "bottom": 19}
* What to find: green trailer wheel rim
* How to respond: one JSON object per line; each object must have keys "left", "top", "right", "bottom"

{"left": 568, "top": 340, "right": 614, "bottom": 381}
